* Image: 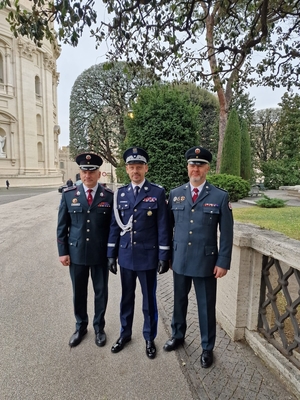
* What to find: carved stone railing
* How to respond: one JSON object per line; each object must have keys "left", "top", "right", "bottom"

{"left": 216, "top": 222, "right": 300, "bottom": 397}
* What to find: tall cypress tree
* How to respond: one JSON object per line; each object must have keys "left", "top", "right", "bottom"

{"left": 240, "top": 119, "right": 251, "bottom": 181}
{"left": 220, "top": 109, "right": 241, "bottom": 176}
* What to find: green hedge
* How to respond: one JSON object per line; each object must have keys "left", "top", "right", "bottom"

{"left": 207, "top": 174, "right": 250, "bottom": 202}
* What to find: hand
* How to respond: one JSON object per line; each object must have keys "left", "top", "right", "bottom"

{"left": 157, "top": 260, "right": 169, "bottom": 274}
{"left": 214, "top": 266, "right": 228, "bottom": 278}
{"left": 108, "top": 258, "right": 117, "bottom": 274}
{"left": 59, "top": 255, "right": 70, "bottom": 266}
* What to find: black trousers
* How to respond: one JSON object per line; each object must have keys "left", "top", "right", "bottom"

{"left": 69, "top": 263, "right": 109, "bottom": 333}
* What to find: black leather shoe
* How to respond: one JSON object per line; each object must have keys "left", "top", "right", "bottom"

{"left": 111, "top": 336, "right": 131, "bottom": 353}
{"left": 200, "top": 350, "right": 213, "bottom": 368}
{"left": 146, "top": 340, "right": 156, "bottom": 359}
{"left": 95, "top": 330, "right": 106, "bottom": 347}
{"left": 69, "top": 328, "right": 87, "bottom": 347}
{"left": 163, "top": 337, "right": 184, "bottom": 352}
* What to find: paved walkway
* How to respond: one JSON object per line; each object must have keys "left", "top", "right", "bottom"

{"left": 0, "top": 189, "right": 298, "bottom": 399}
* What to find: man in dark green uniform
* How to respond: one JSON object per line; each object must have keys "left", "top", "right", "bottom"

{"left": 57, "top": 153, "right": 113, "bottom": 348}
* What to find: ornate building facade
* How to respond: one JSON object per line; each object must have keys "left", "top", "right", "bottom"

{"left": 0, "top": 1, "right": 62, "bottom": 187}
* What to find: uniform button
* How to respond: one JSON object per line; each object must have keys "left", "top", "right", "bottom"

{"left": 134, "top": 209, "right": 137, "bottom": 212}
{"left": 190, "top": 220, "right": 193, "bottom": 223}
{"left": 87, "top": 229, "right": 90, "bottom": 232}
{"left": 210, "top": 211, "right": 213, "bottom": 213}
{"left": 134, "top": 220, "right": 137, "bottom": 223}
{"left": 189, "top": 231, "right": 192, "bottom": 234}
{"left": 192, "top": 209, "right": 195, "bottom": 212}
{"left": 188, "top": 242, "right": 191, "bottom": 246}
{"left": 87, "top": 210, "right": 90, "bottom": 214}
{"left": 86, "top": 238, "right": 90, "bottom": 241}
{"left": 133, "top": 231, "right": 136, "bottom": 234}
{"left": 212, "top": 252, "right": 214, "bottom": 255}
{"left": 133, "top": 242, "right": 136, "bottom": 245}
{"left": 87, "top": 220, "right": 90, "bottom": 223}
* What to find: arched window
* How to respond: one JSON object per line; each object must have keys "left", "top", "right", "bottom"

{"left": 36, "top": 114, "right": 42, "bottom": 136}
{"left": 37, "top": 142, "right": 43, "bottom": 162}
{"left": 35, "top": 76, "right": 41, "bottom": 96}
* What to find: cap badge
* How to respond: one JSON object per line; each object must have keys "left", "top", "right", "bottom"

{"left": 133, "top": 147, "right": 138, "bottom": 154}
{"left": 195, "top": 148, "right": 200, "bottom": 154}
{"left": 86, "top": 155, "right": 91, "bottom": 160}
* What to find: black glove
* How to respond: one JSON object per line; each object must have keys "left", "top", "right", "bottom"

{"left": 107, "top": 258, "right": 117, "bottom": 274}
{"left": 157, "top": 260, "right": 169, "bottom": 274}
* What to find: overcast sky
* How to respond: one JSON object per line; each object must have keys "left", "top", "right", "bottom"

{"left": 56, "top": 6, "right": 292, "bottom": 148}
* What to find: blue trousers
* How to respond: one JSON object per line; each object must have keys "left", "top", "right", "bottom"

{"left": 119, "top": 267, "right": 158, "bottom": 341}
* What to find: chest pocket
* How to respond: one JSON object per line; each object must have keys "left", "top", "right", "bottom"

{"left": 171, "top": 204, "right": 185, "bottom": 223}
{"left": 202, "top": 207, "right": 220, "bottom": 225}
{"left": 141, "top": 202, "right": 158, "bottom": 210}
{"left": 69, "top": 206, "right": 83, "bottom": 214}
{"left": 118, "top": 201, "right": 130, "bottom": 210}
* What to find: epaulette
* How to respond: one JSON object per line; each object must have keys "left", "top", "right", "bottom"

{"left": 150, "top": 182, "right": 163, "bottom": 189}
{"left": 103, "top": 186, "right": 113, "bottom": 193}
{"left": 63, "top": 186, "right": 76, "bottom": 193}
{"left": 214, "top": 185, "right": 228, "bottom": 193}
{"left": 119, "top": 183, "right": 129, "bottom": 189}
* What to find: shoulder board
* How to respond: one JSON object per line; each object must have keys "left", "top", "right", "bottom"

{"left": 119, "top": 183, "right": 129, "bottom": 189}
{"left": 103, "top": 186, "right": 113, "bottom": 193}
{"left": 63, "top": 186, "right": 76, "bottom": 193}
{"left": 150, "top": 182, "right": 163, "bottom": 189}
{"left": 214, "top": 185, "right": 228, "bottom": 194}
{"left": 171, "top": 183, "right": 186, "bottom": 191}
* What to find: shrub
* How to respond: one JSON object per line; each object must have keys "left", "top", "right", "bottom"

{"left": 207, "top": 174, "right": 250, "bottom": 202}
{"left": 256, "top": 195, "right": 287, "bottom": 208}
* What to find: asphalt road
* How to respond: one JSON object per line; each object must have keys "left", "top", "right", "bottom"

{"left": 0, "top": 186, "right": 58, "bottom": 205}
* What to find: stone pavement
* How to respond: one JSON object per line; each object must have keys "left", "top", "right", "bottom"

{"left": 0, "top": 189, "right": 298, "bottom": 399}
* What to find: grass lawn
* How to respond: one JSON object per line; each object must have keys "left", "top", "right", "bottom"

{"left": 233, "top": 206, "right": 300, "bottom": 241}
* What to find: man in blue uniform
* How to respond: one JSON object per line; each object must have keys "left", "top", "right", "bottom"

{"left": 163, "top": 146, "right": 234, "bottom": 368}
{"left": 57, "top": 153, "right": 113, "bottom": 348}
{"left": 107, "top": 147, "right": 170, "bottom": 359}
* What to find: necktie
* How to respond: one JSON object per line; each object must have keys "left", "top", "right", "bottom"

{"left": 192, "top": 188, "right": 199, "bottom": 203}
{"left": 134, "top": 186, "right": 140, "bottom": 199}
{"left": 87, "top": 189, "right": 93, "bottom": 206}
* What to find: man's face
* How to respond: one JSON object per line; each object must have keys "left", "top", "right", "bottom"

{"left": 187, "top": 163, "right": 210, "bottom": 185}
{"left": 126, "top": 163, "right": 148, "bottom": 185}
{"left": 79, "top": 169, "right": 101, "bottom": 188}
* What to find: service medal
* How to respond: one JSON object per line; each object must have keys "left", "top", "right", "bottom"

{"left": 181, "top": 196, "right": 185, "bottom": 201}
{"left": 72, "top": 198, "right": 78, "bottom": 204}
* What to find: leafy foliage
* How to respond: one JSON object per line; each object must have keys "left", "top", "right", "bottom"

{"left": 261, "top": 160, "right": 300, "bottom": 189}
{"left": 207, "top": 174, "right": 250, "bottom": 202}
{"left": 3, "top": 1, "right": 300, "bottom": 172}
{"left": 256, "top": 195, "right": 287, "bottom": 208}
{"left": 69, "top": 61, "right": 153, "bottom": 166}
{"left": 240, "top": 119, "right": 251, "bottom": 181}
{"left": 220, "top": 109, "right": 241, "bottom": 176}
{"left": 120, "top": 83, "right": 200, "bottom": 194}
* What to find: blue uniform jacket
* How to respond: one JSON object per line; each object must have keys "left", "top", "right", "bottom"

{"left": 169, "top": 181, "right": 233, "bottom": 277}
{"left": 57, "top": 183, "right": 113, "bottom": 266}
{"left": 107, "top": 179, "right": 170, "bottom": 270}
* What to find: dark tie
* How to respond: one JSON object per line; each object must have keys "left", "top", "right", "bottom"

{"left": 134, "top": 186, "right": 140, "bottom": 199}
{"left": 87, "top": 189, "right": 93, "bottom": 206}
{"left": 192, "top": 188, "right": 199, "bottom": 203}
